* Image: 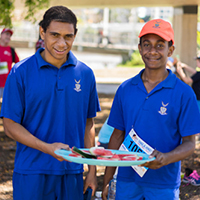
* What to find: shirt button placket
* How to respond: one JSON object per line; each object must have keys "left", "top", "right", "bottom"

{"left": 57, "top": 69, "right": 64, "bottom": 90}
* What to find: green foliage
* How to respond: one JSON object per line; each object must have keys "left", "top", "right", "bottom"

{"left": 0, "top": 0, "right": 14, "bottom": 27}
{"left": 24, "top": 0, "right": 49, "bottom": 23}
{"left": 123, "top": 50, "right": 144, "bottom": 67}
{"left": 0, "top": 0, "right": 49, "bottom": 27}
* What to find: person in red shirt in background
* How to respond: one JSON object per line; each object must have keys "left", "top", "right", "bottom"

{"left": 35, "top": 34, "right": 45, "bottom": 52}
{"left": 35, "top": 21, "right": 45, "bottom": 52}
{"left": 0, "top": 28, "right": 19, "bottom": 101}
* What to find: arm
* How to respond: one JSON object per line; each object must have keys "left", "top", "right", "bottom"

{"left": 176, "top": 62, "right": 194, "bottom": 84}
{"left": 141, "top": 135, "right": 196, "bottom": 169}
{"left": 83, "top": 118, "right": 97, "bottom": 196}
{"left": 102, "top": 128, "right": 125, "bottom": 200}
{"left": 3, "top": 117, "right": 70, "bottom": 161}
{"left": 181, "top": 62, "right": 197, "bottom": 74}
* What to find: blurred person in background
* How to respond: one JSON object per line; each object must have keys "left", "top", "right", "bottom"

{"left": 35, "top": 21, "right": 45, "bottom": 52}
{"left": 35, "top": 34, "right": 45, "bottom": 52}
{"left": 176, "top": 56, "right": 200, "bottom": 111}
{"left": 166, "top": 56, "right": 177, "bottom": 73}
{"left": 166, "top": 55, "right": 185, "bottom": 80}
{"left": 97, "top": 118, "right": 114, "bottom": 149}
{"left": 0, "top": 28, "right": 19, "bottom": 101}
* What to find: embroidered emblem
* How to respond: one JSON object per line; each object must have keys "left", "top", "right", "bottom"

{"left": 158, "top": 101, "right": 169, "bottom": 115}
{"left": 74, "top": 79, "right": 81, "bottom": 92}
{"left": 153, "top": 21, "right": 161, "bottom": 29}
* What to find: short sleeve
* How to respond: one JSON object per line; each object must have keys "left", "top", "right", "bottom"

{"left": 1, "top": 66, "right": 25, "bottom": 123}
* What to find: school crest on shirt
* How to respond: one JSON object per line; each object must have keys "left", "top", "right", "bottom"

{"left": 158, "top": 101, "right": 169, "bottom": 115}
{"left": 74, "top": 79, "right": 81, "bottom": 92}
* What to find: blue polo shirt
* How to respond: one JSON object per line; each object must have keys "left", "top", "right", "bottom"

{"left": 1, "top": 49, "right": 100, "bottom": 175}
{"left": 108, "top": 69, "right": 200, "bottom": 189}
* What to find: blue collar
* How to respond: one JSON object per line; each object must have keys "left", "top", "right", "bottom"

{"left": 35, "top": 48, "right": 77, "bottom": 68}
{"left": 131, "top": 68, "right": 177, "bottom": 89}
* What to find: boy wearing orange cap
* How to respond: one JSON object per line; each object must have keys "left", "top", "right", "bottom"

{"left": 102, "top": 19, "right": 200, "bottom": 200}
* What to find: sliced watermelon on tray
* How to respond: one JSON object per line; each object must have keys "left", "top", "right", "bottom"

{"left": 121, "top": 155, "right": 138, "bottom": 161}
{"left": 70, "top": 146, "right": 144, "bottom": 161}
{"left": 68, "top": 153, "right": 82, "bottom": 158}
{"left": 97, "top": 154, "right": 121, "bottom": 161}
{"left": 89, "top": 147, "right": 114, "bottom": 156}
{"left": 72, "top": 146, "right": 97, "bottom": 159}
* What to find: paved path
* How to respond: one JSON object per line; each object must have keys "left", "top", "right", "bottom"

{"left": 94, "top": 67, "right": 142, "bottom": 94}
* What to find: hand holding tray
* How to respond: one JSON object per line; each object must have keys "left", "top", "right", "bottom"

{"left": 54, "top": 148, "right": 155, "bottom": 166}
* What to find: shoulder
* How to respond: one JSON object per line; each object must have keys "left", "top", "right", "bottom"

{"left": 175, "top": 77, "right": 193, "bottom": 92}
{"left": 75, "top": 59, "right": 96, "bottom": 80}
{"left": 113, "top": 77, "right": 136, "bottom": 100}
{"left": 77, "top": 60, "right": 93, "bottom": 71}
{"left": 68, "top": 51, "right": 94, "bottom": 74}
{"left": 0, "top": 45, "right": 12, "bottom": 52}
{"left": 174, "top": 77, "right": 197, "bottom": 103}
{"left": 120, "top": 77, "right": 134, "bottom": 89}
{"left": 11, "top": 54, "right": 36, "bottom": 75}
{"left": 117, "top": 72, "right": 140, "bottom": 92}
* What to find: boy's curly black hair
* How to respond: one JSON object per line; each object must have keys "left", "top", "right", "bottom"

{"left": 39, "top": 6, "right": 77, "bottom": 35}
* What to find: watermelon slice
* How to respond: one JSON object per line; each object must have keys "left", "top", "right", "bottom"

{"left": 68, "top": 153, "right": 82, "bottom": 158}
{"left": 72, "top": 146, "right": 97, "bottom": 159}
{"left": 89, "top": 147, "right": 114, "bottom": 157}
{"left": 117, "top": 154, "right": 135, "bottom": 159}
{"left": 97, "top": 154, "right": 121, "bottom": 161}
{"left": 137, "top": 156, "right": 143, "bottom": 161}
{"left": 121, "top": 155, "right": 138, "bottom": 161}
{"left": 110, "top": 154, "right": 121, "bottom": 160}
{"left": 97, "top": 157, "right": 112, "bottom": 160}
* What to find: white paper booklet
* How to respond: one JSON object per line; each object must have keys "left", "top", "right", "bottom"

{"left": 119, "top": 128, "right": 154, "bottom": 177}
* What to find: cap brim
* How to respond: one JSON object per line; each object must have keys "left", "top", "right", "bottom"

{"left": 139, "top": 31, "right": 173, "bottom": 44}
{"left": 7, "top": 30, "right": 13, "bottom": 35}
{"left": 1, "top": 29, "right": 13, "bottom": 36}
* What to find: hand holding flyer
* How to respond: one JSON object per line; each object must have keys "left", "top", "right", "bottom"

{"left": 119, "top": 128, "right": 154, "bottom": 177}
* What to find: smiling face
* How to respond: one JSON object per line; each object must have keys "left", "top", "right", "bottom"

{"left": 0, "top": 31, "right": 11, "bottom": 46}
{"left": 40, "top": 20, "right": 76, "bottom": 68}
{"left": 138, "top": 34, "right": 174, "bottom": 71}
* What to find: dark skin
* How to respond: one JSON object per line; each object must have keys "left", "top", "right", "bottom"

{"left": 102, "top": 34, "right": 196, "bottom": 200}
{"left": 40, "top": 21, "right": 76, "bottom": 68}
{"left": 3, "top": 20, "right": 97, "bottom": 196}
{"left": 139, "top": 34, "right": 174, "bottom": 93}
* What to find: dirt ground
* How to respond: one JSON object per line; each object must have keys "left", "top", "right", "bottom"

{"left": 1, "top": 93, "right": 200, "bottom": 200}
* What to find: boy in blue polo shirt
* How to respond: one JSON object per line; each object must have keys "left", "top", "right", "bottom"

{"left": 102, "top": 19, "right": 200, "bottom": 200}
{"left": 1, "top": 6, "right": 100, "bottom": 200}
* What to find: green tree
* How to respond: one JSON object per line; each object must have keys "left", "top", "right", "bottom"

{"left": 0, "top": 0, "right": 49, "bottom": 28}
{"left": 0, "top": 0, "right": 14, "bottom": 27}
{"left": 24, "top": 0, "right": 49, "bottom": 22}
{"left": 123, "top": 50, "right": 144, "bottom": 67}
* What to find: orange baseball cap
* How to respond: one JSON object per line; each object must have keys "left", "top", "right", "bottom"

{"left": 138, "top": 19, "right": 174, "bottom": 45}
{"left": 1, "top": 28, "right": 13, "bottom": 36}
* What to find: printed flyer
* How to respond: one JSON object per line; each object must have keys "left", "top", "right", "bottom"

{"left": 119, "top": 128, "right": 154, "bottom": 177}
